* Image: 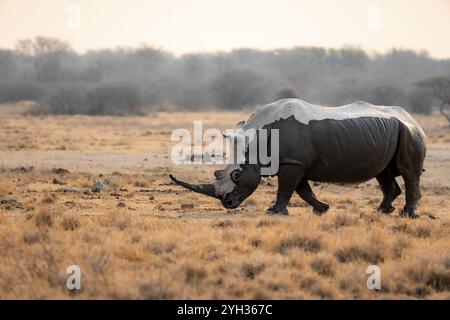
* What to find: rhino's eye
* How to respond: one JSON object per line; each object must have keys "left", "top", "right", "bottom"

{"left": 230, "top": 170, "right": 241, "bottom": 183}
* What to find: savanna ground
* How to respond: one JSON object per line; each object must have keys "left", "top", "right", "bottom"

{"left": 0, "top": 103, "right": 449, "bottom": 299}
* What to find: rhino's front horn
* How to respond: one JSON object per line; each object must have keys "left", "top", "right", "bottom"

{"left": 169, "top": 174, "right": 219, "bottom": 198}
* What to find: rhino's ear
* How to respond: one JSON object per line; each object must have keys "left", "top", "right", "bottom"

{"left": 222, "top": 133, "right": 238, "bottom": 142}
{"left": 214, "top": 169, "right": 225, "bottom": 179}
{"left": 223, "top": 132, "right": 244, "bottom": 142}
{"left": 235, "top": 121, "right": 245, "bottom": 130}
{"left": 230, "top": 170, "right": 241, "bottom": 182}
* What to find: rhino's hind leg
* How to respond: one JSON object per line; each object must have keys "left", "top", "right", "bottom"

{"left": 295, "top": 179, "right": 329, "bottom": 215}
{"left": 266, "top": 165, "right": 304, "bottom": 215}
{"left": 400, "top": 178, "right": 422, "bottom": 219}
{"left": 376, "top": 172, "right": 402, "bottom": 214}
{"left": 395, "top": 124, "right": 426, "bottom": 219}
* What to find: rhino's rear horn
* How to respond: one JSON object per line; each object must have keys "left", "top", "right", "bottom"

{"left": 169, "top": 174, "right": 219, "bottom": 198}
{"left": 214, "top": 170, "right": 225, "bottom": 179}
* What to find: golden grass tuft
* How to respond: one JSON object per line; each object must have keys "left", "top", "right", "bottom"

{"left": 278, "top": 234, "right": 323, "bottom": 254}
{"left": 310, "top": 254, "right": 337, "bottom": 277}
{"left": 335, "top": 243, "right": 384, "bottom": 264}
{"left": 61, "top": 214, "right": 81, "bottom": 231}
{"left": 34, "top": 206, "right": 55, "bottom": 228}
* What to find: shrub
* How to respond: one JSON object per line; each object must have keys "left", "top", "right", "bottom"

{"left": 34, "top": 208, "right": 55, "bottom": 228}
{"left": 38, "top": 86, "right": 87, "bottom": 115}
{"left": 61, "top": 214, "right": 81, "bottom": 231}
{"left": 278, "top": 235, "right": 323, "bottom": 254}
{"left": 310, "top": 255, "right": 337, "bottom": 277}
{"left": 211, "top": 68, "right": 267, "bottom": 109}
{"left": 86, "top": 84, "right": 141, "bottom": 115}
{"left": 408, "top": 89, "right": 433, "bottom": 114}
{"left": 335, "top": 244, "right": 384, "bottom": 264}
{"left": 275, "top": 87, "right": 300, "bottom": 100}
{"left": 34, "top": 84, "right": 142, "bottom": 115}
{"left": 369, "top": 85, "right": 405, "bottom": 106}
{"left": 0, "top": 80, "right": 44, "bottom": 103}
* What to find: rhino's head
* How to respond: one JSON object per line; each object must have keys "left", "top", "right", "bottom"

{"left": 170, "top": 120, "right": 262, "bottom": 208}
{"left": 170, "top": 163, "right": 261, "bottom": 209}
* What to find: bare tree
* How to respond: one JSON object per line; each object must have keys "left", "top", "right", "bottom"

{"left": 416, "top": 77, "right": 450, "bottom": 125}
{"left": 16, "top": 37, "right": 72, "bottom": 82}
{"left": 16, "top": 37, "right": 71, "bottom": 55}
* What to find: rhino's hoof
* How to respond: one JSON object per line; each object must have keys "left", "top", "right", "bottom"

{"left": 266, "top": 207, "right": 289, "bottom": 215}
{"left": 400, "top": 208, "right": 419, "bottom": 219}
{"left": 313, "top": 203, "right": 329, "bottom": 215}
{"left": 377, "top": 204, "right": 395, "bottom": 214}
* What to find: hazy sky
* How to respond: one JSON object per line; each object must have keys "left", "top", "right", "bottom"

{"left": 1, "top": 0, "right": 450, "bottom": 57}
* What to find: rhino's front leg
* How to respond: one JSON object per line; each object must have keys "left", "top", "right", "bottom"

{"left": 266, "top": 165, "right": 304, "bottom": 215}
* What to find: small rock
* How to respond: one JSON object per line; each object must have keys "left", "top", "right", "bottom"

{"left": 0, "top": 199, "right": 22, "bottom": 209}
{"left": 92, "top": 180, "right": 109, "bottom": 193}
{"left": 51, "top": 168, "right": 70, "bottom": 175}
{"left": 117, "top": 202, "right": 126, "bottom": 208}
{"left": 11, "top": 166, "right": 34, "bottom": 173}
{"left": 57, "top": 188, "right": 81, "bottom": 194}
{"left": 65, "top": 201, "right": 76, "bottom": 208}
{"left": 119, "top": 188, "right": 128, "bottom": 192}
{"left": 52, "top": 178, "right": 66, "bottom": 185}
{"left": 214, "top": 220, "right": 233, "bottom": 228}
{"left": 149, "top": 195, "right": 155, "bottom": 200}
{"left": 41, "top": 195, "right": 56, "bottom": 204}
{"left": 181, "top": 203, "right": 194, "bottom": 209}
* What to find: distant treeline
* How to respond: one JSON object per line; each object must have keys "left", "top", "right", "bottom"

{"left": 0, "top": 37, "right": 449, "bottom": 115}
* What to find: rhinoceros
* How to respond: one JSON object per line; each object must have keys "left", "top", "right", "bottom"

{"left": 170, "top": 99, "right": 426, "bottom": 218}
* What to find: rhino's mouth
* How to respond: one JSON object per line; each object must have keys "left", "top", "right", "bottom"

{"left": 221, "top": 196, "right": 240, "bottom": 209}
{"left": 221, "top": 190, "right": 242, "bottom": 209}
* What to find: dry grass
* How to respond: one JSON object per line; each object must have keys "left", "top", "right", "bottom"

{"left": 0, "top": 106, "right": 449, "bottom": 299}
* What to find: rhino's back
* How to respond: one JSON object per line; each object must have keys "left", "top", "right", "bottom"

{"left": 245, "top": 99, "right": 425, "bottom": 182}
{"left": 245, "top": 99, "right": 421, "bottom": 130}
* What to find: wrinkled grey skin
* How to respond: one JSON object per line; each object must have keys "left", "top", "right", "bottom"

{"left": 170, "top": 99, "right": 426, "bottom": 218}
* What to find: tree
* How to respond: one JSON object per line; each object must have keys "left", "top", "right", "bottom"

{"left": 16, "top": 37, "right": 72, "bottom": 82}
{"left": 416, "top": 77, "right": 450, "bottom": 125}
